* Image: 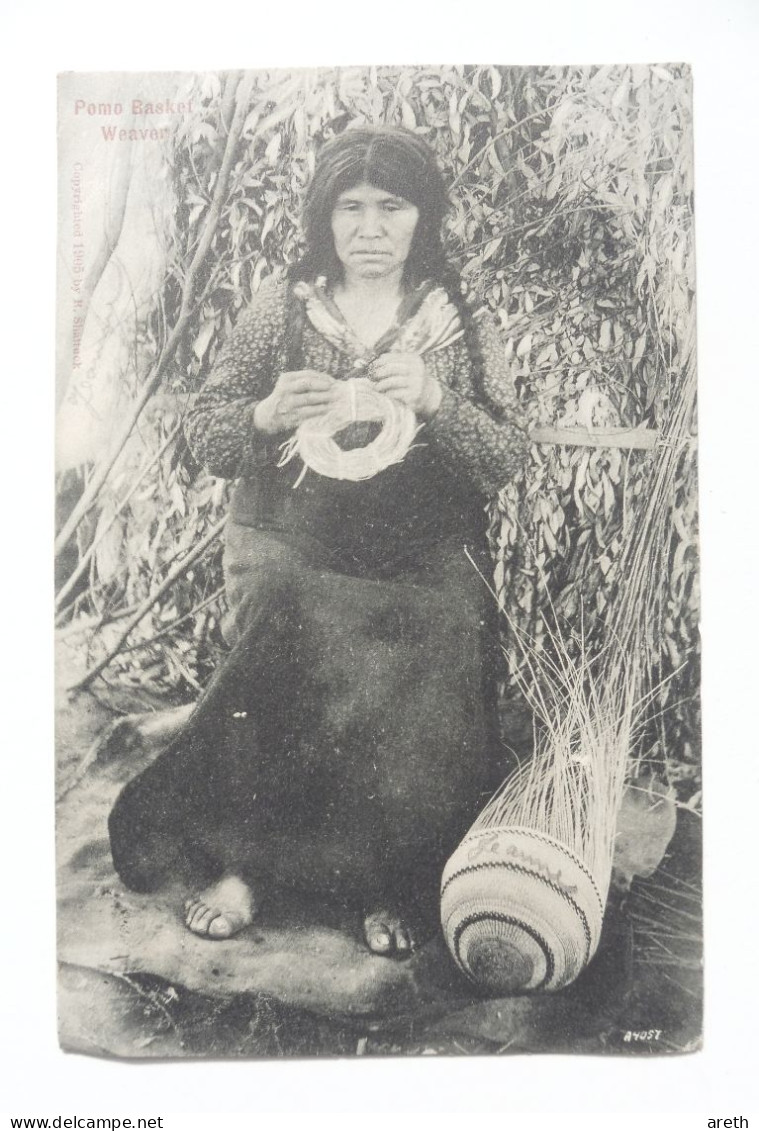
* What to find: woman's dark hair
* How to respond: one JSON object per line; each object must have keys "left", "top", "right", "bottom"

{"left": 293, "top": 125, "right": 449, "bottom": 287}
{"left": 288, "top": 125, "right": 504, "bottom": 419}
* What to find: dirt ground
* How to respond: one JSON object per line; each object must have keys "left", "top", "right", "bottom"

{"left": 55, "top": 647, "right": 702, "bottom": 1060}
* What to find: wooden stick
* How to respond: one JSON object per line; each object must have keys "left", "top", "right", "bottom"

{"left": 529, "top": 425, "right": 659, "bottom": 451}
{"left": 55, "top": 603, "right": 139, "bottom": 640}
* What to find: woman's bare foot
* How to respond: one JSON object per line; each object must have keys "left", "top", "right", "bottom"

{"left": 184, "top": 875, "right": 259, "bottom": 940}
{"left": 363, "top": 907, "right": 418, "bottom": 958}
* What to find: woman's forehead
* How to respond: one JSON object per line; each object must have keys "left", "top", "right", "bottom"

{"left": 334, "top": 183, "right": 411, "bottom": 206}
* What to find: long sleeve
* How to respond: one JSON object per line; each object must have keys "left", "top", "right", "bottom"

{"left": 425, "top": 313, "right": 530, "bottom": 497}
{"left": 184, "top": 282, "right": 289, "bottom": 479}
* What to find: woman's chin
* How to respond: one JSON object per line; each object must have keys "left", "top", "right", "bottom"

{"left": 347, "top": 258, "right": 399, "bottom": 280}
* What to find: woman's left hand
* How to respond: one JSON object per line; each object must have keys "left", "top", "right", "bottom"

{"left": 370, "top": 353, "right": 442, "bottom": 420}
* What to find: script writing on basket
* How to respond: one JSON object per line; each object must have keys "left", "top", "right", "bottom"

{"left": 467, "top": 833, "right": 579, "bottom": 894}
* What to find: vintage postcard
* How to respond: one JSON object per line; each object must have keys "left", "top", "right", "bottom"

{"left": 55, "top": 65, "right": 700, "bottom": 1058}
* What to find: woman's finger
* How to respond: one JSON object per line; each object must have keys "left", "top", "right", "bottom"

{"left": 291, "top": 379, "right": 336, "bottom": 395}
{"left": 289, "top": 390, "right": 337, "bottom": 406}
{"left": 377, "top": 387, "right": 415, "bottom": 405}
{"left": 374, "top": 372, "right": 412, "bottom": 383}
{"left": 374, "top": 375, "right": 416, "bottom": 393}
{"left": 277, "top": 395, "right": 331, "bottom": 423}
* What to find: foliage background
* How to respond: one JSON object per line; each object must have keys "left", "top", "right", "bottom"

{"left": 55, "top": 64, "right": 698, "bottom": 801}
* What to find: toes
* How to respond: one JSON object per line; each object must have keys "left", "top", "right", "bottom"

{"left": 185, "top": 899, "right": 203, "bottom": 928}
{"left": 394, "top": 926, "right": 413, "bottom": 956}
{"left": 185, "top": 900, "right": 219, "bottom": 935}
{"left": 363, "top": 910, "right": 393, "bottom": 954}
{"left": 187, "top": 906, "right": 207, "bottom": 933}
{"left": 366, "top": 925, "right": 393, "bottom": 955}
{"left": 207, "top": 915, "right": 233, "bottom": 939}
{"left": 194, "top": 906, "right": 220, "bottom": 934}
{"left": 184, "top": 877, "right": 259, "bottom": 941}
{"left": 364, "top": 911, "right": 415, "bottom": 958}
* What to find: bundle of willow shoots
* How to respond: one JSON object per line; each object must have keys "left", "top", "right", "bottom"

{"left": 441, "top": 613, "right": 649, "bottom": 994}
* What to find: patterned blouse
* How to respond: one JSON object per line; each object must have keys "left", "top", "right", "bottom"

{"left": 184, "top": 277, "right": 529, "bottom": 499}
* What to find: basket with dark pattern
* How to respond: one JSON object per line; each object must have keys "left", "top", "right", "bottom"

{"left": 440, "top": 826, "right": 606, "bottom": 993}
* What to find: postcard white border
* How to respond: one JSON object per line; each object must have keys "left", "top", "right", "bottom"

{"left": 3, "top": 0, "right": 758, "bottom": 1119}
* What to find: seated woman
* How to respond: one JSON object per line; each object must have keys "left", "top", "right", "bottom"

{"left": 108, "top": 125, "right": 530, "bottom": 957}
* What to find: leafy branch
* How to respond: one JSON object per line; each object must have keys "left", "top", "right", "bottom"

{"left": 66, "top": 517, "right": 227, "bottom": 693}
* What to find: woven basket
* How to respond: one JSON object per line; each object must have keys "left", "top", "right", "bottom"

{"left": 278, "top": 379, "right": 419, "bottom": 484}
{"left": 440, "top": 826, "right": 606, "bottom": 994}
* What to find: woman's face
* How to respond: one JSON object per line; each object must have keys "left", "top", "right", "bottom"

{"left": 330, "top": 182, "right": 420, "bottom": 282}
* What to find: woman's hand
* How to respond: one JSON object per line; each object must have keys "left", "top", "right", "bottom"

{"left": 370, "top": 353, "right": 442, "bottom": 420}
{"left": 254, "top": 370, "right": 337, "bottom": 436}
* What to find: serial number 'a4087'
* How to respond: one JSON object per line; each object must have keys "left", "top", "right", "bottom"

{"left": 623, "top": 1029, "right": 662, "bottom": 1042}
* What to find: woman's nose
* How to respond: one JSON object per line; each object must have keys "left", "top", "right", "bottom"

{"left": 357, "top": 207, "right": 384, "bottom": 237}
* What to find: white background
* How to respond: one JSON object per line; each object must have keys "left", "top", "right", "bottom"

{"left": 2, "top": 0, "right": 758, "bottom": 1121}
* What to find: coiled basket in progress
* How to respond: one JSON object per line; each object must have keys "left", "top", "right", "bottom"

{"left": 277, "top": 379, "right": 419, "bottom": 484}
{"left": 440, "top": 826, "right": 606, "bottom": 994}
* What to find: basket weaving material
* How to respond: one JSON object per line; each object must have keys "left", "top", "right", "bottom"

{"left": 441, "top": 826, "right": 605, "bottom": 994}
{"left": 437, "top": 560, "right": 645, "bottom": 995}
{"left": 277, "top": 378, "right": 420, "bottom": 484}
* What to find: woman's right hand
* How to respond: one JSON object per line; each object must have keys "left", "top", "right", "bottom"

{"left": 253, "top": 370, "right": 337, "bottom": 436}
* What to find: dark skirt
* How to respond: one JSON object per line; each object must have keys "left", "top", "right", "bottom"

{"left": 109, "top": 455, "right": 504, "bottom": 912}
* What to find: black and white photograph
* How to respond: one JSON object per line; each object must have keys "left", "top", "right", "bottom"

{"left": 53, "top": 64, "right": 702, "bottom": 1061}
